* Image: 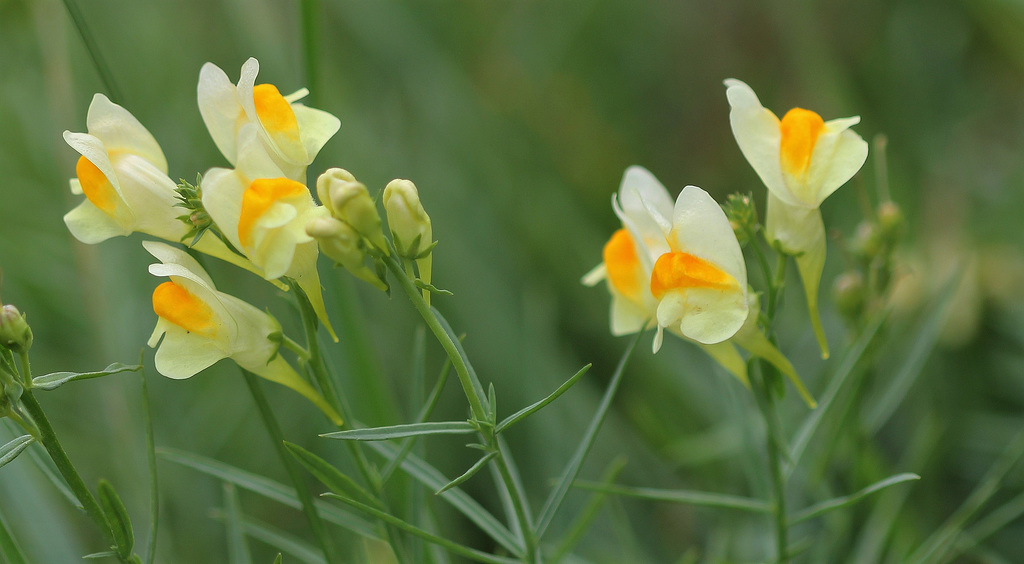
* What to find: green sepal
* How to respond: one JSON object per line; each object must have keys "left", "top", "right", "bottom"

{"left": 31, "top": 362, "right": 141, "bottom": 391}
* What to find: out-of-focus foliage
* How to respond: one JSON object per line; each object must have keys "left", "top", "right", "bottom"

{"left": 2, "top": 0, "right": 1024, "bottom": 562}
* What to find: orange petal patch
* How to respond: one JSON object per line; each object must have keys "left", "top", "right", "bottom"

{"left": 238, "top": 177, "right": 308, "bottom": 248}
{"left": 76, "top": 156, "right": 119, "bottom": 214}
{"left": 152, "top": 281, "right": 218, "bottom": 338}
{"left": 253, "top": 83, "right": 301, "bottom": 144}
{"left": 779, "top": 107, "right": 825, "bottom": 177}
{"left": 603, "top": 229, "right": 644, "bottom": 303}
{"left": 650, "top": 252, "right": 736, "bottom": 299}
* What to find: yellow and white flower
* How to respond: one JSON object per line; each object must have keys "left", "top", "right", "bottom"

{"left": 144, "top": 241, "right": 342, "bottom": 425}
{"left": 197, "top": 57, "right": 340, "bottom": 182}
{"left": 201, "top": 126, "right": 336, "bottom": 339}
{"left": 725, "top": 78, "right": 869, "bottom": 358}
{"left": 63, "top": 94, "right": 256, "bottom": 272}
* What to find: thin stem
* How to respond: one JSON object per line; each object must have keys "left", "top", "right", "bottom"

{"left": 768, "top": 253, "right": 788, "bottom": 322}
{"left": 752, "top": 362, "right": 788, "bottom": 563}
{"left": 17, "top": 352, "right": 31, "bottom": 388}
{"left": 299, "top": 0, "right": 322, "bottom": 107}
{"left": 383, "top": 253, "right": 489, "bottom": 423}
{"left": 492, "top": 444, "right": 538, "bottom": 562}
{"left": 140, "top": 371, "right": 159, "bottom": 564}
{"left": 19, "top": 391, "right": 118, "bottom": 555}
{"left": 59, "top": 0, "right": 124, "bottom": 103}
{"left": 280, "top": 334, "right": 309, "bottom": 359}
{"left": 241, "top": 370, "right": 342, "bottom": 564}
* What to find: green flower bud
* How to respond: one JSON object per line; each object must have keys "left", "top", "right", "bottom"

{"left": 0, "top": 305, "right": 32, "bottom": 353}
{"left": 876, "top": 201, "right": 905, "bottom": 243}
{"left": 383, "top": 179, "right": 433, "bottom": 258}
{"left": 306, "top": 217, "right": 387, "bottom": 291}
{"left": 832, "top": 271, "right": 866, "bottom": 321}
{"left": 850, "top": 220, "right": 883, "bottom": 261}
{"left": 723, "top": 192, "right": 758, "bottom": 246}
{"left": 315, "top": 169, "right": 389, "bottom": 253}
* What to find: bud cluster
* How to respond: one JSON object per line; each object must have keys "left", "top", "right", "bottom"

{"left": 833, "top": 199, "right": 906, "bottom": 325}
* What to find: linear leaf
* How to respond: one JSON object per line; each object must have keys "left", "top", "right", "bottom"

{"left": 224, "top": 483, "right": 253, "bottom": 564}
{"left": 283, "top": 442, "right": 378, "bottom": 506}
{"left": 140, "top": 369, "right": 159, "bottom": 564}
{"left": 536, "top": 329, "right": 643, "bottom": 538}
{"left": 365, "top": 441, "right": 522, "bottom": 556}
{"left": 572, "top": 481, "right": 772, "bottom": 514}
{"left": 31, "top": 362, "right": 141, "bottom": 391}
{"left": 495, "top": 364, "right": 592, "bottom": 433}
{"left": 0, "top": 507, "right": 27, "bottom": 564}
{"left": 98, "top": 480, "right": 134, "bottom": 559}
{"left": 324, "top": 494, "right": 518, "bottom": 564}
{"left": 322, "top": 421, "right": 475, "bottom": 441}
{"left": 158, "top": 448, "right": 379, "bottom": 540}
{"left": 0, "top": 435, "right": 34, "bottom": 470}
{"left": 791, "top": 473, "right": 920, "bottom": 525}
{"left": 436, "top": 452, "right": 497, "bottom": 495}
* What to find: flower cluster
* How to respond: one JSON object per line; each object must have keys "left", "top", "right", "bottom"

{"left": 587, "top": 80, "right": 868, "bottom": 406}
{"left": 62, "top": 58, "right": 435, "bottom": 422}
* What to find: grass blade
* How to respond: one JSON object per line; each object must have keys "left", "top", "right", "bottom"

{"left": 571, "top": 481, "right": 772, "bottom": 514}
{"left": 953, "top": 489, "right": 1024, "bottom": 561}
{"left": 140, "top": 369, "right": 159, "bottom": 564}
{"left": 97, "top": 480, "right": 134, "bottom": 559}
{"left": 323, "top": 494, "right": 519, "bottom": 564}
{"left": 495, "top": 364, "right": 592, "bottom": 434}
{"left": 158, "top": 448, "right": 379, "bottom": 540}
{"left": 58, "top": 0, "right": 124, "bottom": 103}
{"left": 322, "top": 421, "right": 476, "bottom": 441}
{"left": 535, "top": 329, "right": 643, "bottom": 538}
{"left": 211, "top": 509, "right": 326, "bottom": 564}
{"left": 381, "top": 357, "right": 452, "bottom": 483}
{"left": 551, "top": 457, "right": 627, "bottom": 563}
{"left": 0, "top": 507, "right": 27, "bottom": 564}
{"left": 283, "top": 442, "right": 378, "bottom": 506}
{"left": 790, "top": 473, "right": 920, "bottom": 525}
{"left": 365, "top": 441, "right": 522, "bottom": 556}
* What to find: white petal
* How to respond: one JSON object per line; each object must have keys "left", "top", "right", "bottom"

{"left": 112, "top": 155, "right": 185, "bottom": 241}
{"left": 610, "top": 294, "right": 648, "bottom": 336}
{"left": 143, "top": 241, "right": 216, "bottom": 288}
{"left": 201, "top": 167, "right": 247, "bottom": 250}
{"left": 235, "top": 123, "right": 290, "bottom": 179}
{"left": 674, "top": 286, "right": 748, "bottom": 344}
{"left": 581, "top": 263, "right": 607, "bottom": 286}
{"left": 293, "top": 104, "right": 341, "bottom": 163}
{"left": 197, "top": 62, "right": 244, "bottom": 165}
{"left": 803, "top": 123, "right": 868, "bottom": 206}
{"left": 152, "top": 326, "right": 229, "bottom": 379}
{"left": 618, "top": 166, "right": 674, "bottom": 231}
{"left": 86, "top": 94, "right": 167, "bottom": 173}
{"left": 671, "top": 186, "right": 747, "bottom": 285}
{"left": 63, "top": 132, "right": 123, "bottom": 196}
{"left": 63, "top": 200, "right": 130, "bottom": 244}
{"left": 70, "top": 178, "right": 83, "bottom": 195}
{"left": 725, "top": 79, "right": 791, "bottom": 203}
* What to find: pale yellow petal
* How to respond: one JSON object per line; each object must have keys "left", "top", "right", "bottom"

{"left": 86, "top": 94, "right": 168, "bottom": 173}
{"left": 671, "top": 186, "right": 747, "bottom": 285}
{"left": 293, "top": 104, "right": 341, "bottom": 163}
{"left": 63, "top": 200, "right": 130, "bottom": 244}
{"left": 724, "top": 79, "right": 792, "bottom": 204}
{"left": 610, "top": 294, "right": 648, "bottom": 336}
{"left": 152, "top": 325, "right": 229, "bottom": 379}
{"left": 197, "top": 62, "right": 244, "bottom": 165}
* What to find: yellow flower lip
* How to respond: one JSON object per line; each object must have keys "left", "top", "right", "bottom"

{"left": 237, "top": 177, "right": 308, "bottom": 248}
{"left": 779, "top": 107, "right": 825, "bottom": 178}
{"left": 253, "top": 83, "right": 301, "bottom": 144}
{"left": 152, "top": 281, "right": 218, "bottom": 338}
{"left": 75, "top": 156, "right": 119, "bottom": 214}
{"left": 650, "top": 251, "right": 736, "bottom": 299}
{"left": 603, "top": 229, "right": 643, "bottom": 303}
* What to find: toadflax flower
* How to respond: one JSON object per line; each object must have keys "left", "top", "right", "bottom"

{"left": 725, "top": 78, "right": 868, "bottom": 358}
{"left": 585, "top": 167, "right": 812, "bottom": 402}
{"left": 63, "top": 94, "right": 261, "bottom": 274}
{"left": 201, "top": 126, "right": 336, "bottom": 339}
{"left": 198, "top": 57, "right": 340, "bottom": 182}
{"left": 144, "top": 241, "right": 342, "bottom": 425}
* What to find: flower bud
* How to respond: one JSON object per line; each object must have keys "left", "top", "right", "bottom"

{"left": 850, "top": 220, "right": 883, "bottom": 261}
{"left": 876, "top": 201, "right": 905, "bottom": 243}
{"left": 306, "top": 217, "right": 388, "bottom": 291}
{"left": 0, "top": 305, "right": 32, "bottom": 353}
{"left": 315, "top": 169, "right": 389, "bottom": 252}
{"left": 723, "top": 193, "right": 758, "bottom": 246}
{"left": 832, "top": 271, "right": 866, "bottom": 321}
{"left": 383, "top": 179, "right": 432, "bottom": 258}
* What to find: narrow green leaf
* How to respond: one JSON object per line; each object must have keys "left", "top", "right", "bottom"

{"left": 0, "top": 507, "right": 27, "bottom": 564}
{"left": 957, "top": 489, "right": 1024, "bottom": 557}
{"left": 496, "top": 364, "right": 592, "bottom": 434}
{"left": 31, "top": 362, "right": 140, "bottom": 391}
{"left": 536, "top": 329, "right": 643, "bottom": 538}
{"left": 865, "top": 271, "right": 964, "bottom": 433}
{"left": 158, "top": 448, "right": 379, "bottom": 540}
{"left": 139, "top": 369, "right": 158, "bottom": 564}
{"left": 224, "top": 483, "right": 253, "bottom": 564}
{"left": 273, "top": 555, "right": 283, "bottom": 564}
{"left": 323, "top": 494, "right": 519, "bottom": 564}
{"left": 98, "top": 480, "right": 134, "bottom": 559}
{"left": 790, "top": 473, "right": 920, "bottom": 525}
{"left": 551, "top": 456, "right": 627, "bottom": 563}
{"left": 283, "top": 442, "right": 378, "bottom": 507}
{"left": 365, "top": 441, "right": 522, "bottom": 556}
{"left": 786, "top": 306, "right": 890, "bottom": 479}
{"left": 436, "top": 452, "right": 498, "bottom": 496}
{"left": 210, "top": 509, "right": 325, "bottom": 564}
{"left": 572, "top": 481, "right": 772, "bottom": 514}
{"left": 0, "top": 435, "right": 34, "bottom": 470}
{"left": 83, "top": 551, "right": 119, "bottom": 559}
{"left": 322, "top": 421, "right": 476, "bottom": 441}
{"left": 908, "top": 431, "right": 1024, "bottom": 564}
{"left": 59, "top": 0, "right": 124, "bottom": 103}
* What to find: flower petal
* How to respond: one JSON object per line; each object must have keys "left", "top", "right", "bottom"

{"left": 293, "top": 104, "right": 340, "bottom": 163}
{"left": 152, "top": 325, "right": 229, "bottom": 379}
{"left": 671, "top": 185, "right": 747, "bottom": 285}
{"left": 143, "top": 241, "right": 217, "bottom": 288}
{"left": 657, "top": 286, "right": 748, "bottom": 344}
{"left": 724, "top": 79, "right": 792, "bottom": 204}
{"left": 63, "top": 200, "right": 130, "bottom": 244}
{"left": 803, "top": 121, "right": 868, "bottom": 207}
{"left": 198, "top": 62, "right": 244, "bottom": 165}
{"left": 86, "top": 94, "right": 168, "bottom": 173}
{"left": 610, "top": 294, "right": 648, "bottom": 336}
{"left": 201, "top": 167, "right": 248, "bottom": 251}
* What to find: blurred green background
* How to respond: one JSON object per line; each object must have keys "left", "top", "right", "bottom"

{"left": 2, "top": 0, "right": 1024, "bottom": 562}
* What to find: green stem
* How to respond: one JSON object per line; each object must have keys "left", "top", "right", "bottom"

{"left": 752, "top": 362, "right": 788, "bottom": 563}
{"left": 140, "top": 372, "right": 159, "bottom": 564}
{"left": 299, "top": 0, "right": 322, "bottom": 107}
{"left": 383, "top": 254, "right": 489, "bottom": 423}
{"left": 19, "top": 391, "right": 118, "bottom": 555}
{"left": 492, "top": 444, "right": 539, "bottom": 563}
{"left": 241, "top": 370, "right": 342, "bottom": 564}
{"left": 768, "top": 253, "right": 788, "bottom": 322}
{"left": 59, "top": 0, "right": 124, "bottom": 104}
{"left": 18, "top": 352, "right": 31, "bottom": 388}
{"left": 0, "top": 507, "right": 27, "bottom": 564}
